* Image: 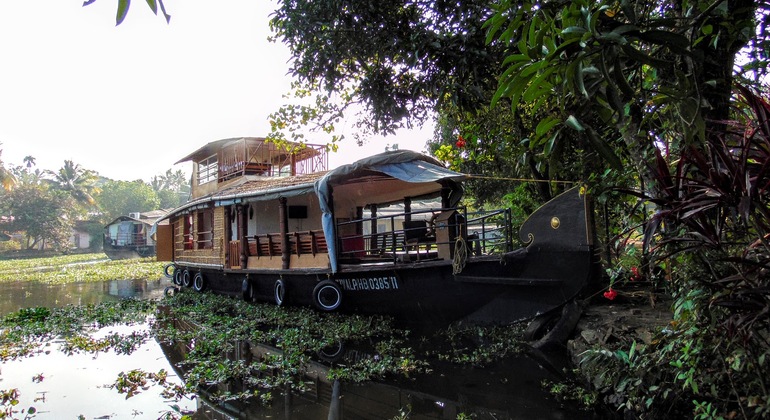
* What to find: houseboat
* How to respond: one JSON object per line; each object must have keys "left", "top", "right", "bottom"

{"left": 156, "top": 137, "right": 597, "bottom": 325}
{"left": 104, "top": 210, "right": 168, "bottom": 260}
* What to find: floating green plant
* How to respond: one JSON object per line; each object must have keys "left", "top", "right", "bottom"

{"left": 0, "top": 254, "right": 164, "bottom": 284}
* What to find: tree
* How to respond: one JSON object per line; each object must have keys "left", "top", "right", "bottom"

{"left": 150, "top": 169, "right": 190, "bottom": 209}
{"left": 45, "top": 160, "right": 101, "bottom": 208}
{"left": 271, "top": 1, "right": 770, "bottom": 416}
{"left": 4, "top": 184, "right": 74, "bottom": 251}
{"left": 22, "top": 155, "right": 35, "bottom": 170}
{"left": 96, "top": 180, "right": 160, "bottom": 222}
{"left": 0, "top": 146, "right": 15, "bottom": 192}
{"left": 270, "top": 0, "right": 617, "bottom": 203}
{"left": 269, "top": 0, "right": 505, "bottom": 141}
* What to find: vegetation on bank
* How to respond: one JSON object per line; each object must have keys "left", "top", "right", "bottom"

{"left": 0, "top": 253, "right": 165, "bottom": 284}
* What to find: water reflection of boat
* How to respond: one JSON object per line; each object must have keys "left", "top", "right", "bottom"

{"left": 158, "top": 317, "right": 581, "bottom": 419}
{"left": 156, "top": 137, "right": 598, "bottom": 325}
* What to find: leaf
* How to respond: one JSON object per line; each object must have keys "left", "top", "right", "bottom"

{"left": 565, "top": 115, "right": 584, "bottom": 132}
{"left": 585, "top": 126, "right": 623, "bottom": 170}
{"left": 145, "top": 0, "right": 157, "bottom": 14}
{"left": 561, "top": 26, "right": 588, "bottom": 38}
{"left": 543, "top": 131, "right": 559, "bottom": 155}
{"left": 522, "top": 67, "right": 555, "bottom": 102}
{"left": 116, "top": 0, "right": 131, "bottom": 26}
{"left": 620, "top": 44, "right": 671, "bottom": 69}
{"left": 535, "top": 116, "right": 560, "bottom": 137}
{"left": 575, "top": 60, "right": 588, "bottom": 98}
{"left": 637, "top": 30, "right": 690, "bottom": 55}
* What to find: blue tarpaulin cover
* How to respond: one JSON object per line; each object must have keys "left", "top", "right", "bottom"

{"left": 314, "top": 150, "right": 466, "bottom": 272}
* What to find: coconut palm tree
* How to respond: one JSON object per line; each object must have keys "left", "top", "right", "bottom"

{"left": 22, "top": 155, "right": 36, "bottom": 170}
{"left": 0, "top": 148, "right": 16, "bottom": 191}
{"left": 45, "top": 160, "right": 100, "bottom": 207}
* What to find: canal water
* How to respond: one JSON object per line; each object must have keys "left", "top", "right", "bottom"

{"left": 1, "top": 279, "right": 590, "bottom": 419}
{"left": 0, "top": 279, "right": 197, "bottom": 418}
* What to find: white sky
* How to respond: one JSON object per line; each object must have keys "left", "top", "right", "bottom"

{"left": 0, "top": 0, "right": 433, "bottom": 182}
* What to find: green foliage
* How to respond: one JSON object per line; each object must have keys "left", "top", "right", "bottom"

{"left": 2, "top": 185, "right": 75, "bottom": 251}
{"left": 0, "top": 240, "right": 21, "bottom": 253}
{"left": 270, "top": 0, "right": 502, "bottom": 139}
{"left": 0, "top": 146, "right": 15, "bottom": 192}
{"left": 544, "top": 380, "right": 597, "bottom": 408}
{"left": 0, "top": 388, "right": 36, "bottom": 420}
{"left": 0, "top": 253, "right": 164, "bottom": 284}
{"left": 45, "top": 160, "right": 100, "bottom": 210}
{"left": 0, "top": 298, "right": 156, "bottom": 361}
{"left": 150, "top": 169, "right": 191, "bottom": 209}
{"left": 96, "top": 180, "right": 161, "bottom": 222}
{"left": 82, "top": 0, "right": 171, "bottom": 25}
{"left": 578, "top": 275, "right": 770, "bottom": 418}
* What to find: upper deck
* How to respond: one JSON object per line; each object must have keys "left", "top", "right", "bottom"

{"left": 176, "top": 137, "right": 328, "bottom": 200}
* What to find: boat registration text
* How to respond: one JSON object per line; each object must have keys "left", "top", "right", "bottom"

{"left": 336, "top": 276, "right": 399, "bottom": 291}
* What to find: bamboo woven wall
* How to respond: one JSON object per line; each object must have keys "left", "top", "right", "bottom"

{"left": 172, "top": 207, "right": 225, "bottom": 266}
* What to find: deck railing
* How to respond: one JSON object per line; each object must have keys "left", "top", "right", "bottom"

{"left": 335, "top": 207, "right": 513, "bottom": 263}
{"left": 224, "top": 208, "right": 511, "bottom": 269}
{"left": 105, "top": 232, "right": 148, "bottom": 247}
{"left": 238, "top": 229, "right": 328, "bottom": 259}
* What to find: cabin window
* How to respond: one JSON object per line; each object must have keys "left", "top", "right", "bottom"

{"left": 196, "top": 208, "right": 214, "bottom": 249}
{"left": 197, "top": 154, "right": 218, "bottom": 185}
{"left": 183, "top": 215, "right": 193, "bottom": 250}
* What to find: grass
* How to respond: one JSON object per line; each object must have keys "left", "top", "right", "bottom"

{"left": 0, "top": 253, "right": 166, "bottom": 284}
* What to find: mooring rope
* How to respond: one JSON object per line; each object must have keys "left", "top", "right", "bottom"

{"left": 452, "top": 236, "right": 468, "bottom": 274}
{"left": 466, "top": 175, "right": 578, "bottom": 184}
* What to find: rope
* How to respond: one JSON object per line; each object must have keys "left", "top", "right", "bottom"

{"left": 466, "top": 175, "right": 577, "bottom": 184}
{"left": 452, "top": 236, "right": 468, "bottom": 274}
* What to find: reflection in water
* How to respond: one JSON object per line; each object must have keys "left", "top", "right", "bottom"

{"left": 1, "top": 323, "right": 196, "bottom": 418}
{"left": 0, "top": 278, "right": 168, "bottom": 316}
{"left": 160, "top": 318, "right": 581, "bottom": 420}
{"left": 1, "top": 282, "right": 587, "bottom": 419}
{"left": 0, "top": 279, "right": 194, "bottom": 418}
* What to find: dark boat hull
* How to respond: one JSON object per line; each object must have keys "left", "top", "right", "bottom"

{"left": 104, "top": 244, "right": 156, "bottom": 260}
{"left": 171, "top": 248, "right": 591, "bottom": 326}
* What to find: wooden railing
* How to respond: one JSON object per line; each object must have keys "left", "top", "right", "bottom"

{"left": 105, "top": 232, "right": 147, "bottom": 247}
{"left": 335, "top": 207, "right": 513, "bottom": 262}
{"left": 243, "top": 229, "right": 328, "bottom": 259}
{"left": 228, "top": 241, "right": 240, "bottom": 268}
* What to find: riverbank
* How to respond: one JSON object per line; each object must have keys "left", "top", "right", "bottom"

{"left": 569, "top": 288, "right": 673, "bottom": 362}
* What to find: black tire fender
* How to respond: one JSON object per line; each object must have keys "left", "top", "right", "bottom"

{"left": 181, "top": 269, "right": 192, "bottom": 288}
{"left": 192, "top": 272, "right": 206, "bottom": 292}
{"left": 163, "top": 263, "right": 176, "bottom": 278}
{"left": 274, "top": 279, "right": 286, "bottom": 306}
{"left": 312, "top": 280, "right": 342, "bottom": 311}
{"left": 173, "top": 267, "right": 184, "bottom": 286}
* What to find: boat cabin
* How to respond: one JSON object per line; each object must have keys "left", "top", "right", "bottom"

{"left": 156, "top": 138, "right": 512, "bottom": 273}
{"left": 104, "top": 210, "right": 169, "bottom": 259}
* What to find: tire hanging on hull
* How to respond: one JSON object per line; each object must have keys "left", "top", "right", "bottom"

{"left": 274, "top": 279, "right": 286, "bottom": 306}
{"left": 193, "top": 272, "right": 206, "bottom": 292}
{"left": 163, "top": 263, "right": 176, "bottom": 278}
{"left": 182, "top": 270, "right": 192, "bottom": 288}
{"left": 173, "top": 267, "right": 183, "bottom": 286}
{"left": 312, "top": 280, "right": 342, "bottom": 311}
